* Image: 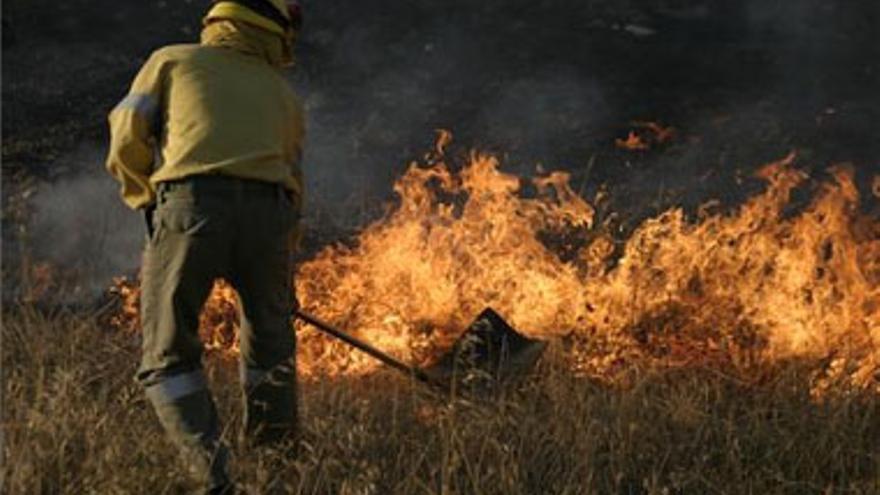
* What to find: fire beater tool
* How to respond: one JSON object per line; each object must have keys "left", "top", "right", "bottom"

{"left": 294, "top": 308, "right": 547, "bottom": 390}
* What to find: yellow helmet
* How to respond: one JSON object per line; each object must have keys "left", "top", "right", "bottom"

{"left": 205, "top": 0, "right": 301, "bottom": 37}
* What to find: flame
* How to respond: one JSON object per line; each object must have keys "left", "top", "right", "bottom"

{"left": 111, "top": 136, "right": 880, "bottom": 393}
{"left": 615, "top": 131, "right": 649, "bottom": 151}
{"left": 615, "top": 121, "right": 677, "bottom": 151}
{"left": 434, "top": 128, "right": 453, "bottom": 157}
{"left": 632, "top": 120, "right": 677, "bottom": 144}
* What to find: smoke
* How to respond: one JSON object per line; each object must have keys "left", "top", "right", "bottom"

{"left": 477, "top": 71, "right": 608, "bottom": 170}
{"left": 290, "top": 4, "right": 612, "bottom": 226}
{"left": 10, "top": 0, "right": 878, "bottom": 303}
{"left": 278, "top": 0, "right": 878, "bottom": 245}
{"left": 26, "top": 145, "right": 143, "bottom": 301}
{"left": 296, "top": 62, "right": 443, "bottom": 230}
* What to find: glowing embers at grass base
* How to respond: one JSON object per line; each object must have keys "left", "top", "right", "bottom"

{"left": 112, "top": 141, "right": 879, "bottom": 395}
{"left": 615, "top": 121, "right": 677, "bottom": 151}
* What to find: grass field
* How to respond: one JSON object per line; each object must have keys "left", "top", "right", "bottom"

{"left": 3, "top": 307, "right": 878, "bottom": 495}
{"left": 3, "top": 1, "right": 879, "bottom": 494}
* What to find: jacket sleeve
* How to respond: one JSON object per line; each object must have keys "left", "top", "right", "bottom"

{"left": 106, "top": 52, "right": 166, "bottom": 209}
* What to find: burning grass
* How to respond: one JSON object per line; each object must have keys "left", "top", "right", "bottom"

{"left": 113, "top": 140, "right": 879, "bottom": 393}
{"left": 9, "top": 137, "right": 878, "bottom": 492}
{"left": 2, "top": 308, "right": 879, "bottom": 494}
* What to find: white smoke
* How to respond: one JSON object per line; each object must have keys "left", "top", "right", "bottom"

{"left": 27, "top": 145, "right": 143, "bottom": 301}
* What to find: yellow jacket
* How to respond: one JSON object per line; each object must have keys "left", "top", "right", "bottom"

{"left": 106, "top": 20, "right": 304, "bottom": 210}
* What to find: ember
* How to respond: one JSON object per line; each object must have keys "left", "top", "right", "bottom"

{"left": 615, "top": 121, "right": 677, "bottom": 151}
{"left": 615, "top": 131, "right": 649, "bottom": 151}
{"left": 113, "top": 136, "right": 880, "bottom": 394}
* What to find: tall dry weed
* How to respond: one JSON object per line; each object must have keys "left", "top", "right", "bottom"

{"left": 2, "top": 308, "right": 878, "bottom": 494}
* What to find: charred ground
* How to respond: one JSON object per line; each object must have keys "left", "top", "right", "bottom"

{"left": 3, "top": 0, "right": 879, "bottom": 298}
{"left": 4, "top": 0, "right": 879, "bottom": 200}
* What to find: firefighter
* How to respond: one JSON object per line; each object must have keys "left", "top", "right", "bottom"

{"left": 105, "top": 1, "right": 304, "bottom": 492}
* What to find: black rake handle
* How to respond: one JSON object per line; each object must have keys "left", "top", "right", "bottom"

{"left": 293, "top": 310, "right": 432, "bottom": 384}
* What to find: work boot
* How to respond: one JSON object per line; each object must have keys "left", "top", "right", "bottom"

{"left": 144, "top": 372, "right": 231, "bottom": 492}
{"left": 241, "top": 360, "right": 300, "bottom": 494}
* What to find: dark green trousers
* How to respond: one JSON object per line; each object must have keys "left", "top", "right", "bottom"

{"left": 136, "top": 175, "right": 300, "bottom": 489}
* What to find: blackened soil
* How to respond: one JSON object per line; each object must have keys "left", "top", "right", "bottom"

{"left": 3, "top": 0, "right": 878, "bottom": 227}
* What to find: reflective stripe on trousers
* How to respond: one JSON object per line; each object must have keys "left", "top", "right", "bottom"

{"left": 241, "top": 360, "right": 296, "bottom": 389}
{"left": 144, "top": 370, "right": 208, "bottom": 404}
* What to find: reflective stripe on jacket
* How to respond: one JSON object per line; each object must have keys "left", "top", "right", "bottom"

{"left": 106, "top": 20, "right": 304, "bottom": 210}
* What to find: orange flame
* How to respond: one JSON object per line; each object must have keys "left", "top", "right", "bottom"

{"left": 633, "top": 121, "right": 677, "bottom": 144}
{"left": 112, "top": 137, "right": 880, "bottom": 393}
{"left": 615, "top": 131, "right": 649, "bottom": 151}
{"left": 615, "top": 121, "right": 677, "bottom": 151}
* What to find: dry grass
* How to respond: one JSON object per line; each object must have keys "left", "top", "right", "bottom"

{"left": 2, "top": 307, "right": 878, "bottom": 495}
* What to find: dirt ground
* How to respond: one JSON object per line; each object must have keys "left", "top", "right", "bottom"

{"left": 4, "top": 1, "right": 878, "bottom": 178}
{"left": 2, "top": 0, "right": 879, "bottom": 291}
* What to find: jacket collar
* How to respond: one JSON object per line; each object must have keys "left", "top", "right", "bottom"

{"left": 200, "top": 19, "right": 289, "bottom": 67}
